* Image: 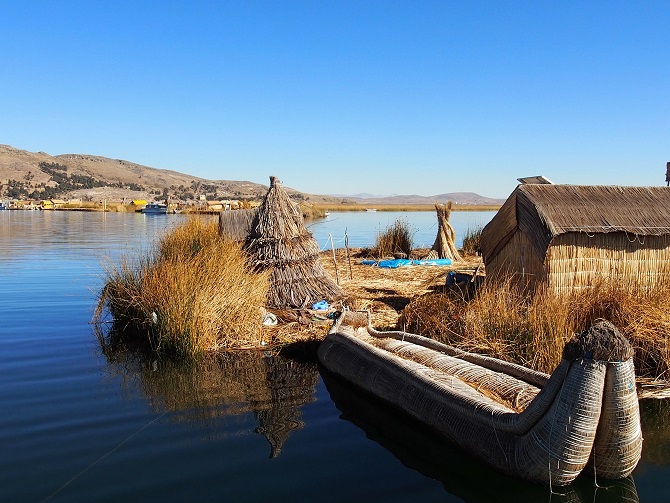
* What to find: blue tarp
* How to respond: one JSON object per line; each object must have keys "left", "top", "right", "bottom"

{"left": 362, "top": 258, "right": 452, "bottom": 268}
{"left": 413, "top": 258, "right": 453, "bottom": 266}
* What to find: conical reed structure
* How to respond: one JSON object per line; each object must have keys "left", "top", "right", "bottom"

{"left": 244, "top": 176, "right": 344, "bottom": 308}
{"left": 430, "top": 201, "right": 462, "bottom": 262}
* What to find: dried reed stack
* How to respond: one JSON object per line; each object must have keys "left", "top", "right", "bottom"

{"left": 429, "top": 201, "right": 462, "bottom": 261}
{"left": 244, "top": 176, "right": 344, "bottom": 308}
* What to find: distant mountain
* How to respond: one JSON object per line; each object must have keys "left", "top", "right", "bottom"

{"left": 0, "top": 144, "right": 503, "bottom": 206}
{"left": 335, "top": 191, "right": 505, "bottom": 206}
{"left": 331, "top": 192, "right": 386, "bottom": 199}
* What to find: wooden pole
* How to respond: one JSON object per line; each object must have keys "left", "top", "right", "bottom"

{"left": 329, "top": 233, "right": 340, "bottom": 284}
{"left": 345, "top": 228, "right": 353, "bottom": 279}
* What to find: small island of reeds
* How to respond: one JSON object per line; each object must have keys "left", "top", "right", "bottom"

{"left": 95, "top": 191, "right": 670, "bottom": 396}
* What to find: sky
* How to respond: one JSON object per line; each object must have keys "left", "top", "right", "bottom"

{"left": 1, "top": 1, "right": 669, "bottom": 198}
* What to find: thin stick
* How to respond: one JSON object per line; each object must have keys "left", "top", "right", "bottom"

{"left": 329, "top": 233, "right": 340, "bottom": 284}
{"left": 345, "top": 228, "right": 353, "bottom": 279}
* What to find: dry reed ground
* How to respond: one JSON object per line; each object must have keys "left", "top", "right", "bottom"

{"left": 318, "top": 248, "right": 482, "bottom": 328}
{"left": 262, "top": 247, "right": 477, "bottom": 348}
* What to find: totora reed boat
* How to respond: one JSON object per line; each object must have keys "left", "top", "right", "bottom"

{"left": 318, "top": 311, "right": 642, "bottom": 486}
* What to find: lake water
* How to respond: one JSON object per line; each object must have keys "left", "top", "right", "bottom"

{"left": 308, "top": 210, "right": 496, "bottom": 250}
{"left": 1, "top": 210, "right": 669, "bottom": 503}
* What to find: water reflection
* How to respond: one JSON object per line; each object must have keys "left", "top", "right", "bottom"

{"left": 320, "top": 369, "right": 639, "bottom": 503}
{"left": 639, "top": 398, "right": 670, "bottom": 466}
{"left": 99, "top": 342, "right": 318, "bottom": 458}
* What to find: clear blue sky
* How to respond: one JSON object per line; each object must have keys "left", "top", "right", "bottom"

{"left": 1, "top": 1, "right": 668, "bottom": 198}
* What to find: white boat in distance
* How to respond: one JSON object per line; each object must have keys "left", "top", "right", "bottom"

{"left": 141, "top": 202, "right": 168, "bottom": 214}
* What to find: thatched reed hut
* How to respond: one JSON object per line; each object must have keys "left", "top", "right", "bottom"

{"left": 244, "top": 176, "right": 344, "bottom": 308}
{"left": 480, "top": 184, "right": 670, "bottom": 293}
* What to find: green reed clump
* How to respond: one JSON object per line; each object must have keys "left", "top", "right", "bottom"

{"left": 400, "top": 277, "right": 670, "bottom": 378}
{"left": 95, "top": 218, "right": 270, "bottom": 357}
{"left": 375, "top": 219, "right": 413, "bottom": 258}
{"left": 461, "top": 225, "right": 482, "bottom": 256}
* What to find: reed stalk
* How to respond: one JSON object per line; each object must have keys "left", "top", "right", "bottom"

{"left": 461, "top": 225, "right": 483, "bottom": 257}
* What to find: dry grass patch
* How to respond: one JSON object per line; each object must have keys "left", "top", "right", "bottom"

{"left": 95, "top": 218, "right": 270, "bottom": 357}
{"left": 320, "top": 247, "right": 481, "bottom": 329}
{"left": 401, "top": 277, "right": 670, "bottom": 379}
{"left": 374, "top": 218, "right": 413, "bottom": 258}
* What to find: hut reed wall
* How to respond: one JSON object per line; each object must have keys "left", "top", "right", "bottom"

{"left": 486, "top": 230, "right": 670, "bottom": 294}
{"left": 547, "top": 233, "right": 670, "bottom": 293}
{"left": 485, "top": 230, "right": 546, "bottom": 290}
{"left": 218, "top": 208, "right": 259, "bottom": 241}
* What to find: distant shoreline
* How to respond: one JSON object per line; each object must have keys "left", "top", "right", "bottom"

{"left": 310, "top": 203, "right": 501, "bottom": 212}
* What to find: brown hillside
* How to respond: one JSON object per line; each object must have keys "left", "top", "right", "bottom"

{"left": 0, "top": 144, "right": 275, "bottom": 201}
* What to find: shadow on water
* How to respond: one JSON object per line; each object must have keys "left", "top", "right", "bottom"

{"left": 98, "top": 333, "right": 319, "bottom": 458}
{"left": 320, "top": 369, "right": 639, "bottom": 503}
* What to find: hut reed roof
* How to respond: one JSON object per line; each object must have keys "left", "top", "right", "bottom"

{"left": 481, "top": 184, "right": 670, "bottom": 262}
{"left": 245, "top": 176, "right": 344, "bottom": 308}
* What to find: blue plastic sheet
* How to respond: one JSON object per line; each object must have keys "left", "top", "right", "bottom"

{"left": 414, "top": 258, "right": 452, "bottom": 266}
{"left": 362, "top": 258, "right": 452, "bottom": 268}
{"left": 311, "top": 300, "right": 329, "bottom": 310}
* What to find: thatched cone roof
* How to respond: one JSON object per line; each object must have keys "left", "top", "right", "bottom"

{"left": 429, "top": 201, "right": 462, "bottom": 261}
{"left": 244, "top": 176, "right": 344, "bottom": 308}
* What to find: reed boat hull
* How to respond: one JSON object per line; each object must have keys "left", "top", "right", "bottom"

{"left": 318, "top": 312, "right": 642, "bottom": 486}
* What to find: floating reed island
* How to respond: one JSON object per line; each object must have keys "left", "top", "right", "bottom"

{"left": 319, "top": 311, "right": 642, "bottom": 486}
{"left": 95, "top": 178, "right": 670, "bottom": 395}
{"left": 95, "top": 176, "right": 345, "bottom": 356}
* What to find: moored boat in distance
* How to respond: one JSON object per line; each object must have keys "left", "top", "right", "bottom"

{"left": 141, "top": 202, "right": 168, "bottom": 214}
{"left": 318, "top": 311, "right": 642, "bottom": 486}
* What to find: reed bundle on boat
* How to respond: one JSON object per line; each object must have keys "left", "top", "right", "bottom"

{"left": 244, "top": 176, "right": 344, "bottom": 308}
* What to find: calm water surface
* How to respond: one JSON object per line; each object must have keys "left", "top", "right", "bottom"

{"left": 309, "top": 210, "right": 495, "bottom": 249}
{"left": 1, "top": 211, "right": 669, "bottom": 502}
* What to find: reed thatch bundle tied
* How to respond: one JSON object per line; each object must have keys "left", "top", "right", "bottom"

{"left": 245, "top": 176, "right": 344, "bottom": 308}
{"left": 562, "top": 319, "right": 634, "bottom": 362}
{"left": 430, "top": 201, "right": 462, "bottom": 262}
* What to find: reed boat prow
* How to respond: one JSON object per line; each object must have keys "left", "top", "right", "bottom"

{"left": 318, "top": 311, "right": 643, "bottom": 486}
